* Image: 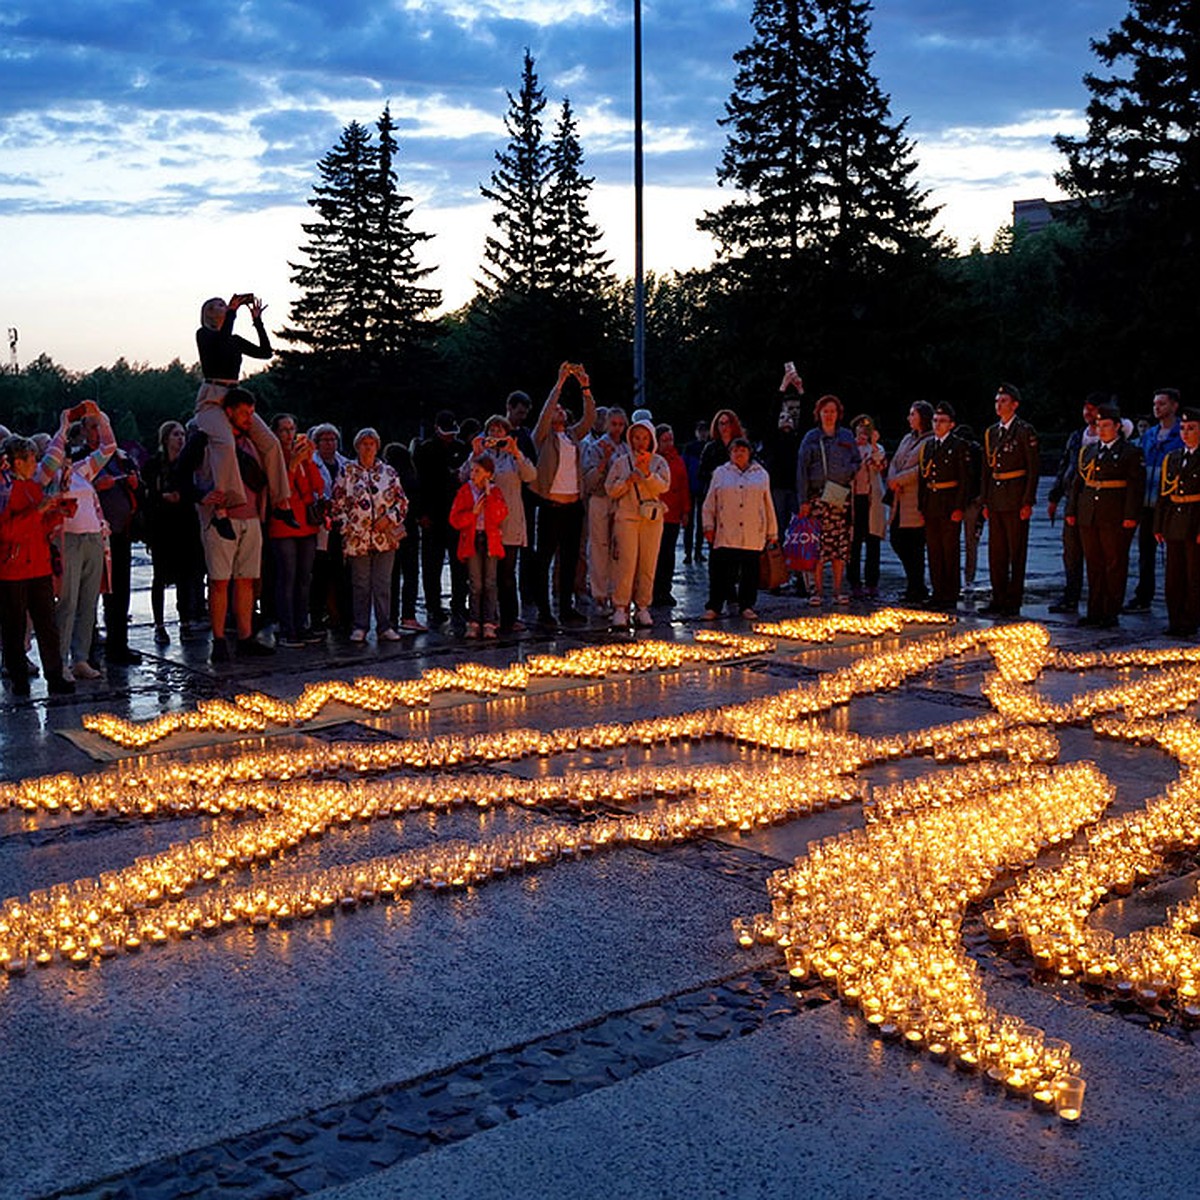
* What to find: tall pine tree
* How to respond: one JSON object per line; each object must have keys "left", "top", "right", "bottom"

{"left": 282, "top": 109, "right": 441, "bottom": 424}
{"left": 694, "top": 0, "right": 948, "bottom": 423}
{"left": 479, "top": 50, "right": 553, "bottom": 297}
{"left": 545, "top": 97, "right": 613, "bottom": 301}
{"left": 1051, "top": 0, "right": 1199, "bottom": 388}
{"left": 699, "top": 0, "right": 941, "bottom": 276}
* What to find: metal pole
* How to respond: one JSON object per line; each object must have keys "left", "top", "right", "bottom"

{"left": 633, "top": 0, "right": 646, "bottom": 409}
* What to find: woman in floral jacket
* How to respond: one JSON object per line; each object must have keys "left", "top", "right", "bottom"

{"left": 331, "top": 427, "right": 407, "bottom": 644}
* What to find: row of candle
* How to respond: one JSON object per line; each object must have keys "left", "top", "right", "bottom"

{"left": 81, "top": 632, "right": 773, "bottom": 749}
{"left": 743, "top": 762, "right": 1112, "bottom": 1119}
{"left": 749, "top": 609, "right": 953, "bottom": 641}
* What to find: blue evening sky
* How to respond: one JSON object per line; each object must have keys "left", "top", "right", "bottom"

{"left": 0, "top": 0, "right": 1126, "bottom": 369}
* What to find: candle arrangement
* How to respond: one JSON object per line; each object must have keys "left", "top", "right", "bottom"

{"left": 80, "top": 633, "right": 773, "bottom": 750}
{"left": 10, "top": 611, "right": 1200, "bottom": 1125}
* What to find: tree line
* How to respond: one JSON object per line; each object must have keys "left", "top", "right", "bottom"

{"left": 3, "top": 0, "right": 1195, "bottom": 449}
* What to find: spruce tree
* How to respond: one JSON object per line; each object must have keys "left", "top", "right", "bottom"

{"left": 285, "top": 120, "right": 377, "bottom": 356}
{"left": 699, "top": 0, "right": 942, "bottom": 276}
{"left": 370, "top": 104, "right": 441, "bottom": 357}
{"left": 1051, "top": 0, "right": 1199, "bottom": 387}
{"left": 1055, "top": 0, "right": 1199, "bottom": 204}
{"left": 545, "top": 97, "right": 613, "bottom": 301}
{"left": 479, "top": 50, "right": 553, "bottom": 297}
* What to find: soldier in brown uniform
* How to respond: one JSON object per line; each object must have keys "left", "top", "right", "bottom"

{"left": 1154, "top": 407, "right": 1200, "bottom": 638}
{"left": 1065, "top": 404, "right": 1144, "bottom": 629}
{"left": 917, "top": 402, "right": 970, "bottom": 611}
{"left": 980, "top": 384, "right": 1039, "bottom": 618}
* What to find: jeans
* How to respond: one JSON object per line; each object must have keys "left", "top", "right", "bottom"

{"left": 349, "top": 550, "right": 396, "bottom": 633}
{"left": 466, "top": 533, "right": 499, "bottom": 626}
{"left": 271, "top": 534, "right": 317, "bottom": 638}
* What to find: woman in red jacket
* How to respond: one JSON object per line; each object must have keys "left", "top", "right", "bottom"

{"left": 652, "top": 423, "right": 691, "bottom": 607}
{"left": 0, "top": 435, "right": 76, "bottom": 697}
{"left": 449, "top": 455, "right": 507, "bottom": 639}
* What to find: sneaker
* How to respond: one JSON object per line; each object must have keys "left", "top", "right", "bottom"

{"left": 701, "top": 609, "right": 720, "bottom": 621}
{"left": 154, "top": 625, "right": 170, "bottom": 646}
{"left": 611, "top": 608, "right": 629, "bottom": 630}
{"left": 808, "top": 595, "right": 822, "bottom": 608}
{"left": 71, "top": 660, "right": 101, "bottom": 680}
{"left": 483, "top": 624, "right": 498, "bottom": 639}
{"left": 349, "top": 628, "right": 367, "bottom": 643}
{"left": 834, "top": 594, "right": 850, "bottom": 606}
{"left": 740, "top": 608, "right": 758, "bottom": 620}
{"left": 210, "top": 639, "right": 230, "bottom": 663}
{"left": 400, "top": 617, "right": 427, "bottom": 632}
{"left": 634, "top": 607, "right": 653, "bottom": 627}
{"left": 380, "top": 628, "right": 402, "bottom": 642}
{"left": 466, "top": 621, "right": 481, "bottom": 638}
{"left": 237, "top": 637, "right": 275, "bottom": 657}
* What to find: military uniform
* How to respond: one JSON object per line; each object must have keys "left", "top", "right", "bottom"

{"left": 981, "top": 417, "right": 1039, "bottom": 615}
{"left": 1154, "top": 445, "right": 1200, "bottom": 636}
{"left": 1066, "top": 438, "right": 1145, "bottom": 627}
{"left": 917, "top": 434, "right": 969, "bottom": 609}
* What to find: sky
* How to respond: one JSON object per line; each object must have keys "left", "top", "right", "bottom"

{"left": 0, "top": 0, "right": 1129, "bottom": 372}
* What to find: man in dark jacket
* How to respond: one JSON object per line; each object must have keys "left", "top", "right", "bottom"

{"left": 413, "top": 411, "right": 469, "bottom": 628}
{"left": 917, "top": 402, "right": 970, "bottom": 611}
{"left": 981, "top": 384, "right": 1039, "bottom": 618}
{"left": 1066, "top": 404, "right": 1144, "bottom": 629}
{"left": 1154, "top": 406, "right": 1200, "bottom": 637}
{"left": 1046, "top": 394, "right": 1105, "bottom": 614}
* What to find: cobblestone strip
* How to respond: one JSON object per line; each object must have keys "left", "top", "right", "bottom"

{"left": 48, "top": 963, "right": 817, "bottom": 1200}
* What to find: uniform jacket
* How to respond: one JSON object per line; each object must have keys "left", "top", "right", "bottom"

{"left": 982, "top": 418, "right": 1039, "bottom": 512}
{"left": 1066, "top": 438, "right": 1145, "bottom": 526}
{"left": 1154, "top": 447, "right": 1200, "bottom": 542}
{"left": 917, "top": 435, "right": 970, "bottom": 518}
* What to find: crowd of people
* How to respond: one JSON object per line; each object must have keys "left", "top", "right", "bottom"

{"left": 0, "top": 295, "right": 1192, "bottom": 699}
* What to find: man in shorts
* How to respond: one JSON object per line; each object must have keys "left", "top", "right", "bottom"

{"left": 197, "top": 389, "right": 276, "bottom": 662}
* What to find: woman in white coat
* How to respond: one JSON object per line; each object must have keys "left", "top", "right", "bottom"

{"left": 605, "top": 420, "right": 671, "bottom": 629}
{"left": 701, "top": 437, "right": 777, "bottom": 620}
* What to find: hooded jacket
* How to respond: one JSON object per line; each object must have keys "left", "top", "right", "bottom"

{"left": 604, "top": 421, "right": 671, "bottom": 522}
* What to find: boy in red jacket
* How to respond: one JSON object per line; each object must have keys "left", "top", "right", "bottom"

{"left": 449, "top": 455, "right": 507, "bottom": 638}
{"left": 1, "top": 434, "right": 76, "bottom": 697}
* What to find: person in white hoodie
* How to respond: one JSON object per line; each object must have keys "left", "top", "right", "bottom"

{"left": 605, "top": 419, "right": 671, "bottom": 629}
{"left": 701, "top": 436, "right": 777, "bottom": 620}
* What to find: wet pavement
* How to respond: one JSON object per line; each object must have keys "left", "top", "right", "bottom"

{"left": 4, "top": 484, "right": 1200, "bottom": 1200}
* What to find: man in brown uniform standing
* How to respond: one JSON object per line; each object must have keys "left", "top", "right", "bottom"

{"left": 980, "top": 384, "right": 1039, "bottom": 619}
{"left": 1066, "top": 404, "right": 1144, "bottom": 630}
{"left": 1154, "top": 406, "right": 1200, "bottom": 638}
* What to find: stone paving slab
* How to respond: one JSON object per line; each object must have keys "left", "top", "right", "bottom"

{"left": 318, "top": 977, "right": 1200, "bottom": 1200}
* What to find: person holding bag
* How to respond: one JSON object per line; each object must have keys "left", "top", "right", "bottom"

{"left": 796, "top": 394, "right": 859, "bottom": 606}
{"left": 605, "top": 419, "right": 670, "bottom": 629}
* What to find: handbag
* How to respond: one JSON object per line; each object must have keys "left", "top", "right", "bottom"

{"left": 783, "top": 513, "right": 820, "bottom": 573}
{"left": 633, "top": 480, "right": 665, "bottom": 522}
{"left": 819, "top": 439, "right": 849, "bottom": 508}
{"left": 759, "top": 542, "right": 789, "bottom": 590}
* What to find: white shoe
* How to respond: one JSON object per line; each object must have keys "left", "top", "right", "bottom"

{"left": 72, "top": 661, "right": 101, "bottom": 680}
{"left": 349, "top": 628, "right": 367, "bottom": 643}
{"left": 380, "top": 628, "right": 402, "bottom": 641}
{"left": 634, "top": 607, "right": 653, "bottom": 627}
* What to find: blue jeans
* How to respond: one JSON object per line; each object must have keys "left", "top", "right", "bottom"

{"left": 466, "top": 533, "right": 499, "bottom": 625}
{"left": 270, "top": 534, "right": 317, "bottom": 638}
{"left": 349, "top": 550, "right": 395, "bottom": 633}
